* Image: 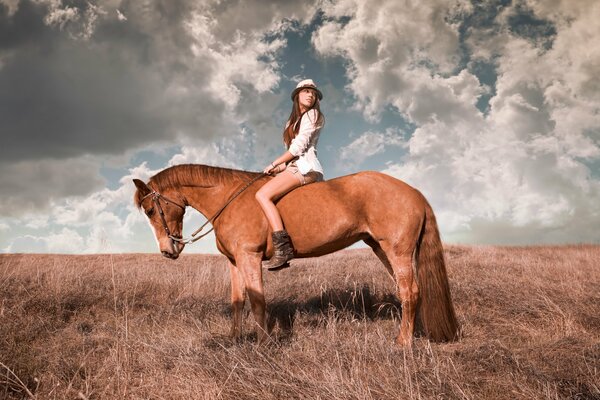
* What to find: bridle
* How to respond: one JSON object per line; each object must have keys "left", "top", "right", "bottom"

{"left": 140, "top": 190, "right": 187, "bottom": 256}
{"left": 140, "top": 172, "right": 267, "bottom": 254}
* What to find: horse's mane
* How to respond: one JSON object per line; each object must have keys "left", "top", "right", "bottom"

{"left": 134, "top": 164, "right": 261, "bottom": 209}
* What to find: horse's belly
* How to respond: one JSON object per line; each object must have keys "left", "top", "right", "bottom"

{"left": 293, "top": 232, "right": 369, "bottom": 258}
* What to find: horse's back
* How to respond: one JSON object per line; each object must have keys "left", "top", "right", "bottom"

{"left": 281, "top": 170, "right": 425, "bottom": 213}
{"left": 276, "top": 171, "right": 428, "bottom": 256}
{"left": 323, "top": 170, "right": 419, "bottom": 193}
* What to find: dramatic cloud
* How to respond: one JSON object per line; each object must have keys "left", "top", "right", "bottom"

{"left": 0, "top": 0, "right": 282, "bottom": 164}
{"left": 3, "top": 152, "right": 232, "bottom": 253}
{"left": 0, "top": 157, "right": 105, "bottom": 215}
{"left": 313, "top": 0, "right": 475, "bottom": 121}
{"left": 316, "top": 0, "right": 600, "bottom": 244}
{"left": 2, "top": 0, "right": 599, "bottom": 253}
{"left": 6, "top": 161, "right": 161, "bottom": 253}
{"left": 0, "top": 0, "right": 317, "bottom": 216}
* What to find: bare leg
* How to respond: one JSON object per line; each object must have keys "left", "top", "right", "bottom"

{"left": 236, "top": 251, "right": 268, "bottom": 343}
{"left": 255, "top": 171, "right": 301, "bottom": 231}
{"left": 228, "top": 261, "right": 246, "bottom": 339}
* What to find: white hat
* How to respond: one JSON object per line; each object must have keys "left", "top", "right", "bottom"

{"left": 290, "top": 78, "right": 323, "bottom": 101}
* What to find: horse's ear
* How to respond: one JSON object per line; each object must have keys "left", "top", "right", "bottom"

{"left": 133, "top": 179, "right": 151, "bottom": 196}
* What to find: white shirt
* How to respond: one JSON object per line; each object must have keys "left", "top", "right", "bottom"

{"left": 287, "top": 109, "right": 324, "bottom": 175}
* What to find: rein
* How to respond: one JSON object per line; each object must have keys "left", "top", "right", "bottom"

{"left": 141, "top": 172, "right": 267, "bottom": 247}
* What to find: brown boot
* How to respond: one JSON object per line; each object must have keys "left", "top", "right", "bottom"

{"left": 263, "top": 230, "right": 294, "bottom": 271}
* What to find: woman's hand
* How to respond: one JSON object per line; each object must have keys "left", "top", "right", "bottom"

{"left": 263, "top": 163, "right": 276, "bottom": 175}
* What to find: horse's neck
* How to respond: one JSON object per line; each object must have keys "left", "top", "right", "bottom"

{"left": 179, "top": 185, "right": 233, "bottom": 218}
{"left": 169, "top": 165, "right": 251, "bottom": 219}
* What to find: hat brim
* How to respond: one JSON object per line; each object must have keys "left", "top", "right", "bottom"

{"left": 291, "top": 86, "right": 323, "bottom": 101}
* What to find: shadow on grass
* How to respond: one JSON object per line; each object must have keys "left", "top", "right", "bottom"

{"left": 205, "top": 285, "right": 401, "bottom": 349}
{"left": 208, "top": 285, "right": 402, "bottom": 345}
{"left": 267, "top": 284, "right": 401, "bottom": 339}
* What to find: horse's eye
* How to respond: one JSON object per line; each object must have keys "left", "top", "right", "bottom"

{"left": 146, "top": 207, "right": 154, "bottom": 217}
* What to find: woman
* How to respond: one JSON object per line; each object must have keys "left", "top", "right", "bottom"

{"left": 256, "top": 79, "right": 325, "bottom": 271}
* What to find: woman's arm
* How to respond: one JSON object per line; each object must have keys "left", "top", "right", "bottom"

{"left": 263, "top": 109, "right": 321, "bottom": 175}
{"left": 288, "top": 109, "right": 320, "bottom": 157}
{"left": 263, "top": 151, "right": 295, "bottom": 174}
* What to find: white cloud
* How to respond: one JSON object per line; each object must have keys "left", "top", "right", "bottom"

{"left": 116, "top": 9, "right": 126, "bottom": 22}
{"left": 42, "top": 0, "right": 79, "bottom": 30}
{"left": 36, "top": 0, "right": 108, "bottom": 40}
{"left": 4, "top": 235, "right": 47, "bottom": 253}
{"left": 6, "top": 227, "right": 84, "bottom": 253}
{"left": 2, "top": 157, "right": 227, "bottom": 254}
{"left": 124, "top": 161, "right": 158, "bottom": 184}
{"left": 338, "top": 128, "right": 406, "bottom": 168}
{"left": 168, "top": 143, "right": 240, "bottom": 168}
{"left": 521, "top": 0, "right": 595, "bottom": 25}
{"left": 186, "top": 9, "right": 286, "bottom": 109}
{"left": 23, "top": 215, "right": 50, "bottom": 229}
{"left": 46, "top": 227, "right": 85, "bottom": 253}
{"left": 2, "top": 160, "right": 154, "bottom": 253}
{"left": 313, "top": 0, "right": 474, "bottom": 121}
{"left": 0, "top": 222, "right": 9, "bottom": 231}
{"left": 321, "top": 0, "right": 600, "bottom": 244}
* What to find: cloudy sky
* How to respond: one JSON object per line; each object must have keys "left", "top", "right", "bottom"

{"left": 1, "top": 0, "right": 599, "bottom": 254}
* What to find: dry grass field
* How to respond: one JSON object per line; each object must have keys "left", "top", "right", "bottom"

{"left": 1, "top": 245, "right": 599, "bottom": 399}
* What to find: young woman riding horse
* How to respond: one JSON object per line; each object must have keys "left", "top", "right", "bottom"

{"left": 132, "top": 79, "right": 459, "bottom": 346}
{"left": 256, "top": 79, "right": 325, "bottom": 271}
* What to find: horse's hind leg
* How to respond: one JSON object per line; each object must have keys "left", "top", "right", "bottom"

{"left": 228, "top": 261, "right": 246, "bottom": 340}
{"left": 368, "top": 238, "right": 419, "bottom": 347}
{"left": 365, "top": 237, "right": 393, "bottom": 276}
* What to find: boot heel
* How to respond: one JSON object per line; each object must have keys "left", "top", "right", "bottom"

{"left": 263, "top": 230, "right": 295, "bottom": 271}
{"left": 267, "top": 261, "right": 291, "bottom": 272}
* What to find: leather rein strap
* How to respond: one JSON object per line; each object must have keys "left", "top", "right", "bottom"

{"left": 141, "top": 172, "right": 267, "bottom": 246}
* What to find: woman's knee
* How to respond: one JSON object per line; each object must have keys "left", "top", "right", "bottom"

{"left": 255, "top": 189, "right": 272, "bottom": 204}
{"left": 255, "top": 190, "right": 265, "bottom": 203}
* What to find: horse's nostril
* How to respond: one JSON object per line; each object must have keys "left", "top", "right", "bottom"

{"left": 162, "top": 250, "right": 179, "bottom": 260}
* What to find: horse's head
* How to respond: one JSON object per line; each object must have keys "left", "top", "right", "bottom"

{"left": 133, "top": 179, "right": 186, "bottom": 259}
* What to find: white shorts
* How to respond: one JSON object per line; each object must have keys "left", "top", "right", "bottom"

{"left": 284, "top": 162, "right": 323, "bottom": 186}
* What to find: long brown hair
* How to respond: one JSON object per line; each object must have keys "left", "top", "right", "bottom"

{"left": 283, "top": 90, "right": 325, "bottom": 148}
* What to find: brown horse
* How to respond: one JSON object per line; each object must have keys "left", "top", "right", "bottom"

{"left": 133, "top": 164, "right": 458, "bottom": 346}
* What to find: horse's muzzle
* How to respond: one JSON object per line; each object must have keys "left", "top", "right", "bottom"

{"left": 162, "top": 237, "right": 184, "bottom": 259}
{"left": 162, "top": 250, "right": 179, "bottom": 260}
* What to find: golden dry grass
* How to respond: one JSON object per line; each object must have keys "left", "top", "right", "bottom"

{"left": 0, "top": 245, "right": 599, "bottom": 399}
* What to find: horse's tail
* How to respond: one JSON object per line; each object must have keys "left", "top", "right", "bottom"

{"left": 415, "top": 200, "right": 459, "bottom": 342}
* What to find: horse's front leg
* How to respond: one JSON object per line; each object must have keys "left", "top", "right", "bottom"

{"left": 228, "top": 261, "right": 246, "bottom": 340}
{"left": 235, "top": 251, "right": 268, "bottom": 343}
